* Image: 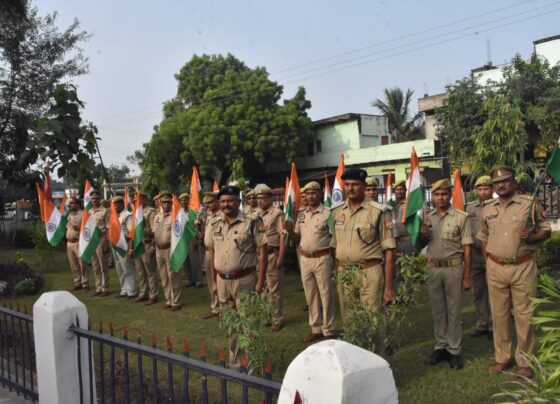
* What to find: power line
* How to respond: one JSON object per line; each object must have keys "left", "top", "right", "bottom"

{"left": 88, "top": 1, "right": 548, "bottom": 127}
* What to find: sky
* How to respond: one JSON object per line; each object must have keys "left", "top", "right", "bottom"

{"left": 35, "top": 0, "right": 560, "bottom": 171}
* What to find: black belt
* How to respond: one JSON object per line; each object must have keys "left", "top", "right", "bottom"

{"left": 217, "top": 267, "right": 255, "bottom": 280}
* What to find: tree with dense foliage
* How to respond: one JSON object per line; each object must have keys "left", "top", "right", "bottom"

{"left": 436, "top": 53, "right": 560, "bottom": 179}
{"left": 136, "top": 54, "right": 313, "bottom": 195}
{"left": 372, "top": 87, "right": 423, "bottom": 143}
{"left": 0, "top": 0, "right": 91, "bottom": 183}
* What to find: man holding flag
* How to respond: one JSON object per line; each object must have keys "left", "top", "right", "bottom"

{"left": 89, "top": 190, "right": 111, "bottom": 297}
{"left": 65, "top": 197, "right": 89, "bottom": 291}
{"left": 130, "top": 192, "right": 159, "bottom": 305}
{"left": 330, "top": 167, "right": 396, "bottom": 320}
{"left": 153, "top": 191, "right": 182, "bottom": 311}
{"left": 110, "top": 196, "right": 137, "bottom": 298}
{"left": 478, "top": 166, "right": 551, "bottom": 378}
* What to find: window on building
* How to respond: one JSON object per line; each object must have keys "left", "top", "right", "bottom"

{"left": 381, "top": 135, "right": 389, "bottom": 145}
{"left": 307, "top": 141, "right": 314, "bottom": 156}
{"left": 315, "top": 140, "right": 322, "bottom": 152}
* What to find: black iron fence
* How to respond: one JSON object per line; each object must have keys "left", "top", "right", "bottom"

{"left": 0, "top": 303, "right": 38, "bottom": 402}
{"left": 539, "top": 182, "right": 560, "bottom": 218}
{"left": 70, "top": 318, "right": 282, "bottom": 404}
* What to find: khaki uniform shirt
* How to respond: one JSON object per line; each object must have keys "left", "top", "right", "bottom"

{"left": 153, "top": 211, "right": 172, "bottom": 248}
{"left": 66, "top": 210, "right": 83, "bottom": 241}
{"left": 425, "top": 207, "right": 472, "bottom": 260}
{"left": 204, "top": 211, "right": 267, "bottom": 273}
{"left": 119, "top": 209, "right": 132, "bottom": 239}
{"left": 143, "top": 206, "right": 156, "bottom": 242}
{"left": 90, "top": 206, "right": 109, "bottom": 234}
{"left": 477, "top": 193, "right": 550, "bottom": 259}
{"left": 393, "top": 199, "right": 409, "bottom": 239}
{"left": 243, "top": 206, "right": 258, "bottom": 219}
{"left": 258, "top": 206, "right": 284, "bottom": 248}
{"left": 295, "top": 204, "right": 332, "bottom": 253}
{"left": 330, "top": 198, "right": 396, "bottom": 263}
{"left": 466, "top": 200, "right": 487, "bottom": 268}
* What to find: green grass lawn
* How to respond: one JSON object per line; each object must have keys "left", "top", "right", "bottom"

{"left": 1, "top": 248, "right": 519, "bottom": 403}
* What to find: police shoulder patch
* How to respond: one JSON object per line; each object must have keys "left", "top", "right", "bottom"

{"left": 483, "top": 198, "right": 496, "bottom": 206}
{"left": 456, "top": 209, "right": 468, "bottom": 217}
{"left": 385, "top": 219, "right": 394, "bottom": 229}
{"left": 518, "top": 194, "right": 534, "bottom": 201}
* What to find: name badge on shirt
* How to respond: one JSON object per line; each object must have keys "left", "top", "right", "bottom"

{"left": 334, "top": 213, "right": 345, "bottom": 226}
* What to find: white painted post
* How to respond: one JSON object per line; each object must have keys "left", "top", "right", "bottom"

{"left": 278, "top": 340, "right": 398, "bottom": 404}
{"left": 33, "top": 291, "right": 96, "bottom": 403}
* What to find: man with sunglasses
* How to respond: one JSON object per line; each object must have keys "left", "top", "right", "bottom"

{"left": 478, "top": 166, "right": 550, "bottom": 378}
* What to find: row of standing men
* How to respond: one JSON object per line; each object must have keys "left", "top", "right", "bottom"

{"left": 64, "top": 165, "right": 550, "bottom": 375}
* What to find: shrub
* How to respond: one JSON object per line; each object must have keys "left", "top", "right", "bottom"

{"left": 0, "top": 259, "right": 45, "bottom": 297}
{"left": 219, "top": 291, "right": 273, "bottom": 374}
{"left": 495, "top": 274, "right": 560, "bottom": 402}
{"left": 13, "top": 226, "right": 34, "bottom": 248}
{"left": 30, "top": 223, "right": 57, "bottom": 272}
{"left": 535, "top": 231, "right": 560, "bottom": 275}
{"left": 14, "top": 278, "right": 43, "bottom": 296}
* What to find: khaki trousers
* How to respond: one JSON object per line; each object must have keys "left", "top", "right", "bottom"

{"left": 265, "top": 251, "right": 283, "bottom": 326}
{"left": 472, "top": 264, "right": 492, "bottom": 331}
{"left": 156, "top": 247, "right": 182, "bottom": 307}
{"left": 91, "top": 242, "right": 109, "bottom": 293}
{"left": 216, "top": 272, "right": 257, "bottom": 369}
{"left": 300, "top": 254, "right": 335, "bottom": 336}
{"left": 487, "top": 258, "right": 537, "bottom": 367}
{"left": 426, "top": 264, "right": 464, "bottom": 355}
{"left": 203, "top": 250, "right": 219, "bottom": 313}
{"left": 67, "top": 242, "right": 88, "bottom": 287}
{"left": 135, "top": 245, "right": 159, "bottom": 299}
{"left": 337, "top": 263, "right": 383, "bottom": 324}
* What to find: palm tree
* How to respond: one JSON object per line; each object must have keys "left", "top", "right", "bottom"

{"left": 372, "top": 87, "right": 424, "bottom": 143}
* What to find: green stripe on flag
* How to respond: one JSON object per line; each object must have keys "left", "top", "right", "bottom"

{"left": 546, "top": 147, "right": 560, "bottom": 184}
{"left": 81, "top": 228, "right": 101, "bottom": 261}
{"left": 47, "top": 216, "right": 67, "bottom": 247}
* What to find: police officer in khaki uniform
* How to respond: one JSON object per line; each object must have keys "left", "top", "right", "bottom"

{"left": 466, "top": 176, "right": 493, "bottom": 339}
{"left": 330, "top": 167, "right": 396, "bottom": 319}
{"left": 420, "top": 179, "right": 472, "bottom": 370}
{"left": 179, "top": 192, "right": 203, "bottom": 288}
{"left": 243, "top": 189, "right": 258, "bottom": 217}
{"left": 200, "top": 191, "right": 221, "bottom": 319}
{"left": 255, "top": 184, "right": 286, "bottom": 331}
{"left": 130, "top": 192, "right": 159, "bottom": 305}
{"left": 284, "top": 181, "right": 336, "bottom": 342}
{"left": 393, "top": 180, "right": 414, "bottom": 255}
{"left": 365, "top": 177, "right": 380, "bottom": 202}
{"left": 478, "top": 166, "right": 551, "bottom": 378}
{"left": 204, "top": 186, "right": 267, "bottom": 368}
{"left": 66, "top": 197, "right": 89, "bottom": 290}
{"left": 153, "top": 191, "right": 182, "bottom": 311}
{"left": 90, "top": 190, "right": 111, "bottom": 296}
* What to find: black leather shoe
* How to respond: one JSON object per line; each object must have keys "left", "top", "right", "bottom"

{"left": 469, "top": 329, "right": 489, "bottom": 338}
{"left": 425, "top": 349, "right": 449, "bottom": 365}
{"left": 448, "top": 354, "right": 463, "bottom": 370}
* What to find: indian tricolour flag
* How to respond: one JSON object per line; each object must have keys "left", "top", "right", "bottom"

{"left": 324, "top": 174, "right": 334, "bottom": 233}
{"left": 402, "top": 147, "right": 425, "bottom": 250}
{"left": 189, "top": 166, "right": 202, "bottom": 211}
{"left": 79, "top": 208, "right": 101, "bottom": 261}
{"left": 109, "top": 201, "right": 128, "bottom": 257}
{"left": 385, "top": 171, "right": 395, "bottom": 207}
{"left": 170, "top": 195, "right": 197, "bottom": 272}
{"left": 130, "top": 191, "right": 145, "bottom": 258}
{"left": 451, "top": 169, "right": 465, "bottom": 211}
{"left": 284, "top": 163, "right": 301, "bottom": 245}
{"left": 213, "top": 180, "right": 219, "bottom": 192}
{"left": 35, "top": 183, "right": 67, "bottom": 247}
{"left": 83, "top": 180, "right": 94, "bottom": 210}
{"left": 332, "top": 154, "right": 345, "bottom": 207}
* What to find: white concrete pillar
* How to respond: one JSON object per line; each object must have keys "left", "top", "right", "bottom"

{"left": 33, "top": 291, "right": 96, "bottom": 403}
{"left": 278, "top": 340, "right": 398, "bottom": 404}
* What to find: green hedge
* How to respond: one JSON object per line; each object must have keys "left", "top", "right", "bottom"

{"left": 536, "top": 231, "right": 560, "bottom": 275}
